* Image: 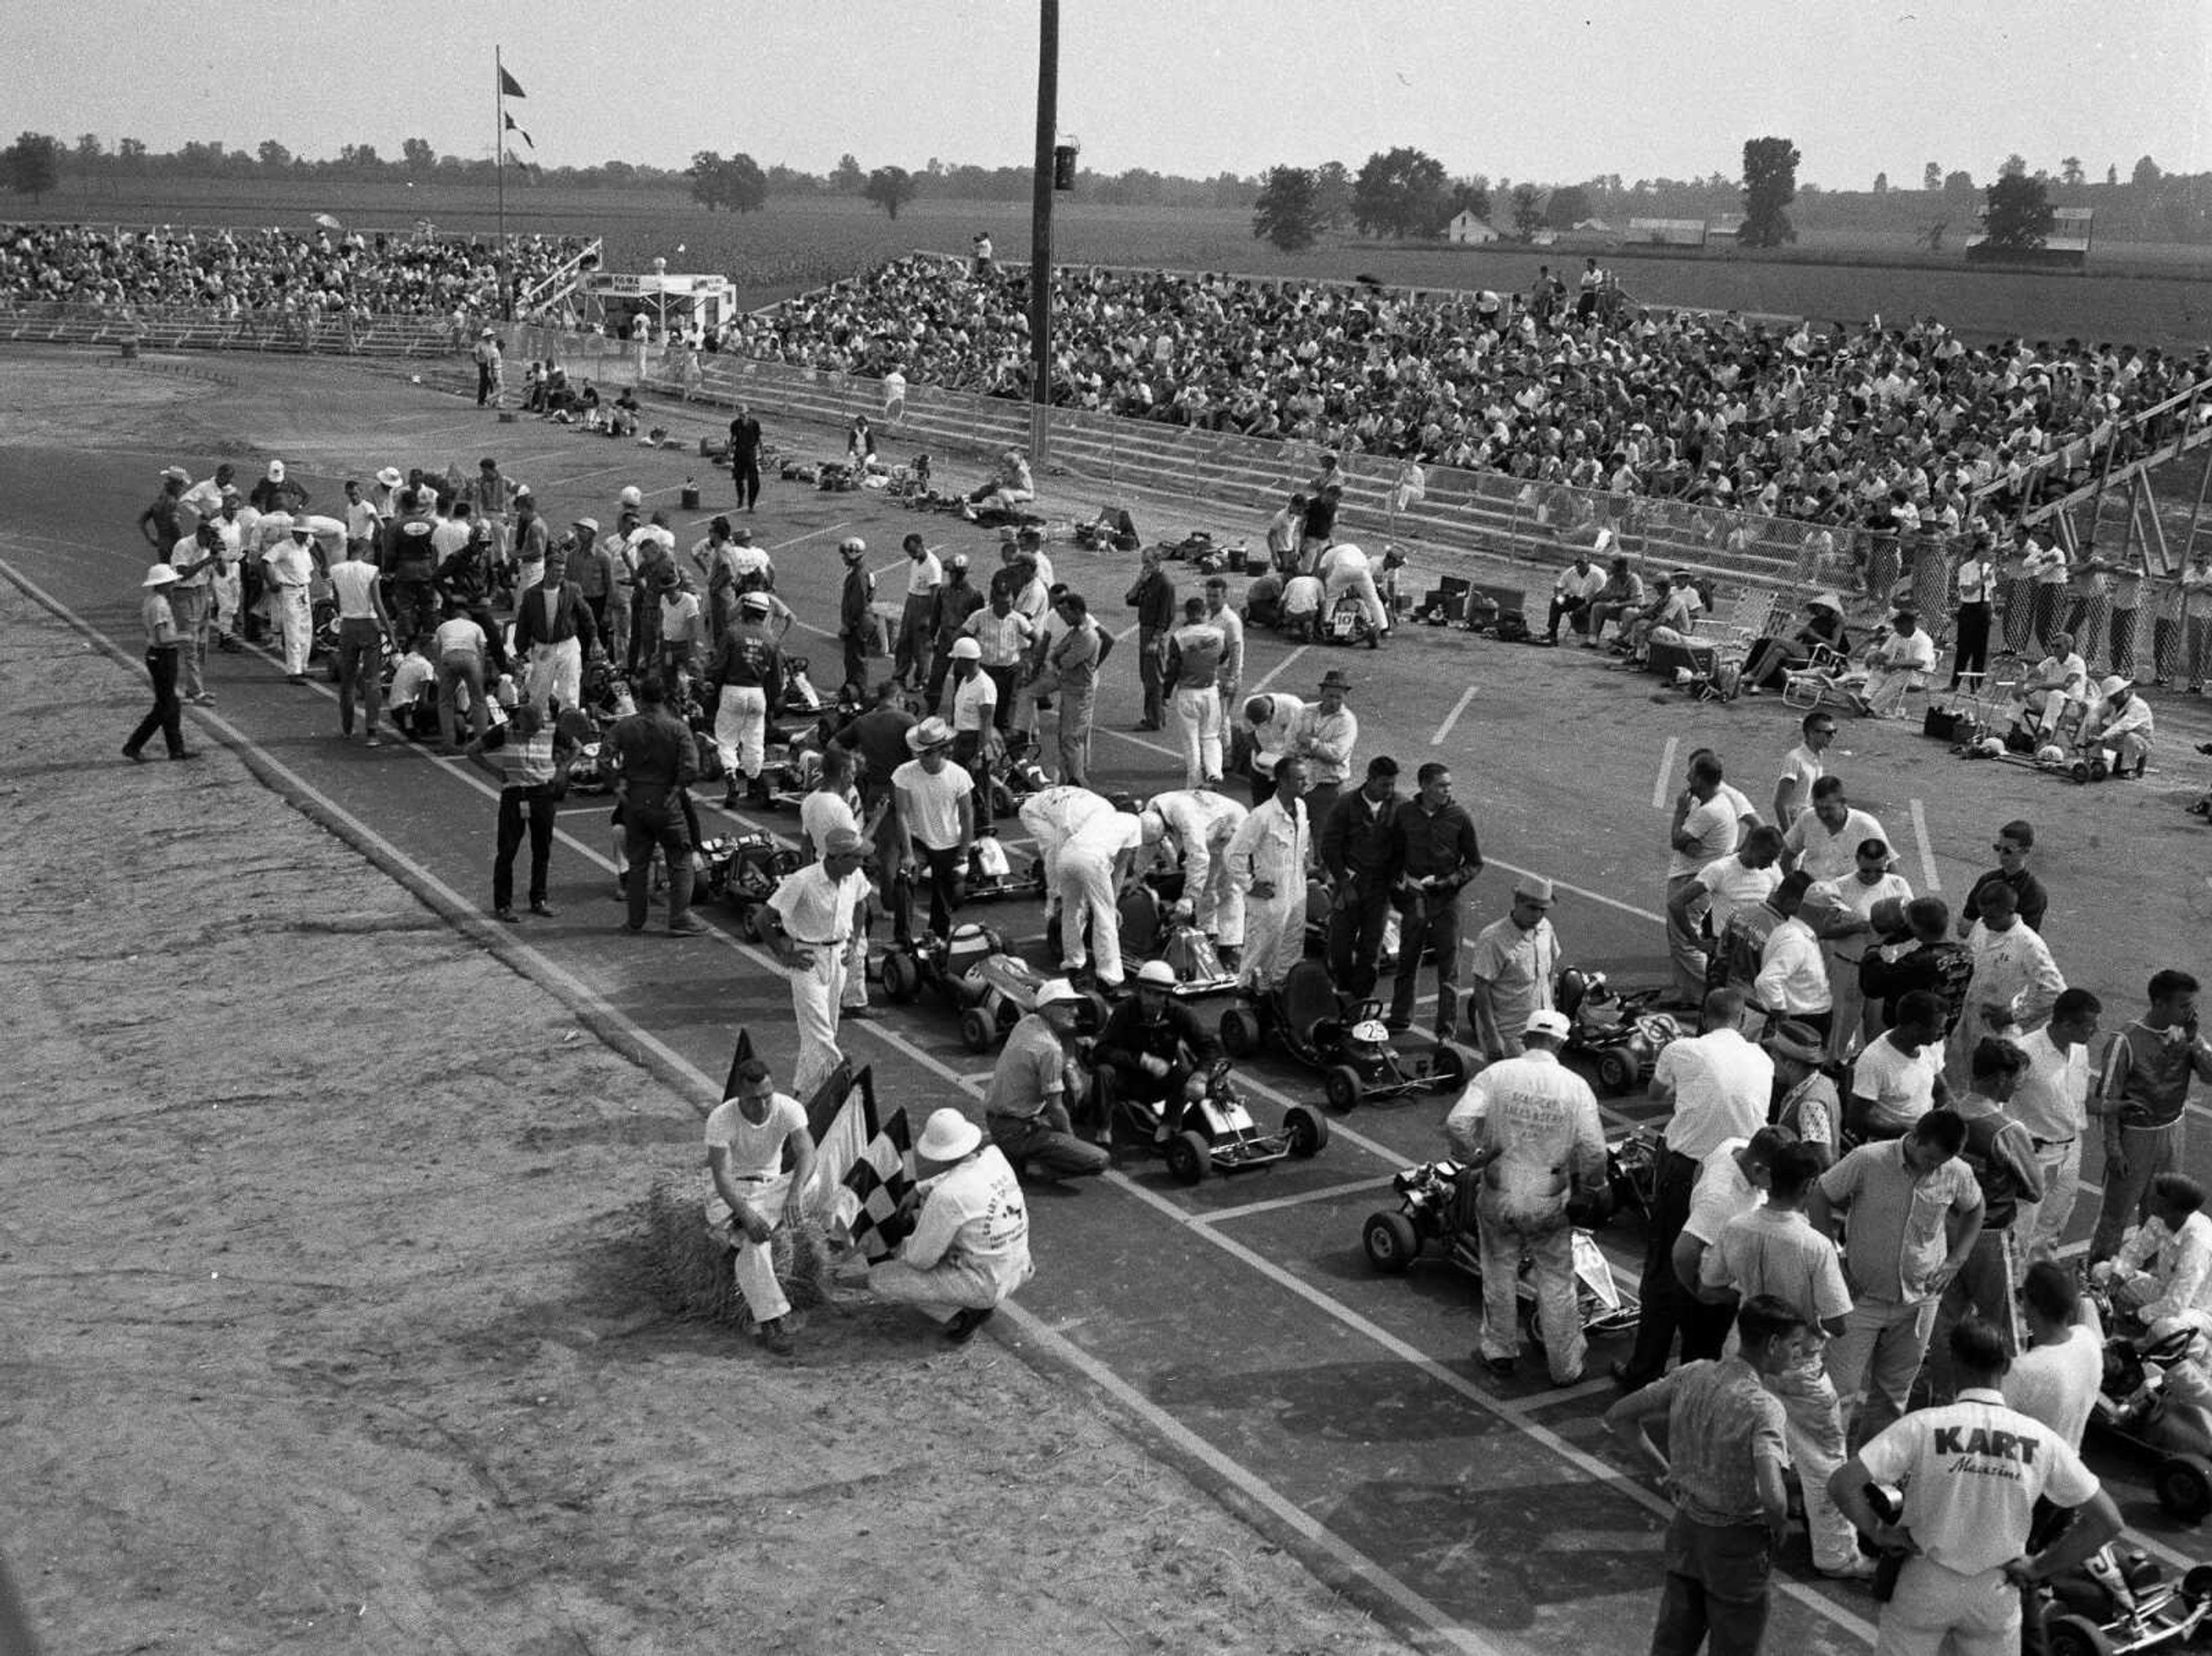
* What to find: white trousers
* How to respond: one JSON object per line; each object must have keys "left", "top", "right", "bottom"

{"left": 1056, "top": 848, "right": 1124, "bottom": 985}
{"left": 1184, "top": 832, "right": 1245, "bottom": 945}
{"left": 1174, "top": 686, "right": 1224, "bottom": 787}
{"left": 715, "top": 683, "right": 768, "bottom": 779}
{"left": 1237, "top": 890, "right": 1302, "bottom": 991}
{"left": 274, "top": 585, "right": 312, "bottom": 674}
{"left": 527, "top": 637, "right": 582, "bottom": 714}
{"left": 1876, "top": 1556, "right": 2019, "bottom": 1656}
{"left": 2016, "top": 1136, "right": 2081, "bottom": 1268}
{"left": 210, "top": 569, "right": 241, "bottom": 635}
{"left": 868, "top": 1255, "right": 1028, "bottom": 1322}
{"left": 1325, "top": 567, "right": 1388, "bottom": 631}
{"left": 790, "top": 947, "right": 848, "bottom": 1102}
{"left": 709, "top": 1170, "right": 794, "bottom": 1325}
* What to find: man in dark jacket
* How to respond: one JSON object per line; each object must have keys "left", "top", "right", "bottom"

{"left": 607, "top": 673, "right": 707, "bottom": 936}
{"left": 1092, "top": 960, "right": 1224, "bottom": 1142}
{"left": 837, "top": 536, "right": 875, "bottom": 694}
{"left": 1124, "top": 546, "right": 1176, "bottom": 730}
{"left": 1321, "top": 756, "right": 1403, "bottom": 999}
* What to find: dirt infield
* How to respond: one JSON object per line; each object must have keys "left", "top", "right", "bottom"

{"left": 0, "top": 555, "right": 1400, "bottom": 1646}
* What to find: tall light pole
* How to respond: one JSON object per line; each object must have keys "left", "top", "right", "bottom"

{"left": 1028, "top": 0, "right": 1058, "bottom": 466}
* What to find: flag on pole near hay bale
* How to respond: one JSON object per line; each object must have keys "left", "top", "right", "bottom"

{"left": 806, "top": 1063, "right": 916, "bottom": 1261}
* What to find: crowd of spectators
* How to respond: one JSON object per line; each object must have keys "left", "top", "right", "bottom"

{"left": 0, "top": 223, "right": 590, "bottom": 322}
{"left": 724, "top": 255, "right": 2212, "bottom": 539}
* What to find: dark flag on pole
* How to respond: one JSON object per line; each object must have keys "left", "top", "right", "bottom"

{"left": 498, "top": 65, "right": 526, "bottom": 98}
{"left": 503, "top": 111, "right": 533, "bottom": 147}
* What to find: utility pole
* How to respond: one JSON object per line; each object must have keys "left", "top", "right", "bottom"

{"left": 1028, "top": 0, "right": 1058, "bottom": 466}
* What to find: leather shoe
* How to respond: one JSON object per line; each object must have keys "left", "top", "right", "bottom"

{"left": 944, "top": 1306, "right": 995, "bottom": 1344}
{"left": 529, "top": 900, "right": 555, "bottom": 918}
{"left": 1816, "top": 1557, "right": 1877, "bottom": 1582}
{"left": 668, "top": 916, "right": 710, "bottom": 937}
{"left": 169, "top": 749, "right": 204, "bottom": 761}
{"left": 1479, "top": 1354, "right": 1517, "bottom": 1378}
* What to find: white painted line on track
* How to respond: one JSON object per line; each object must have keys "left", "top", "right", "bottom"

{"left": 1114, "top": 622, "right": 1141, "bottom": 643}
{"left": 1189, "top": 1176, "right": 1393, "bottom": 1227}
{"left": 1430, "top": 686, "right": 1477, "bottom": 747}
{"left": 1248, "top": 644, "right": 1308, "bottom": 694}
{"left": 1652, "top": 736, "right": 1679, "bottom": 810}
{"left": 1908, "top": 799, "right": 1941, "bottom": 893}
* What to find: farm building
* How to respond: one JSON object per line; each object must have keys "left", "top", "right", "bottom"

{"left": 1445, "top": 211, "right": 1500, "bottom": 244}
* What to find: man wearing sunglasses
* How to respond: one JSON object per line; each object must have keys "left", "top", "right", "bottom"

{"left": 1960, "top": 820, "right": 2048, "bottom": 936}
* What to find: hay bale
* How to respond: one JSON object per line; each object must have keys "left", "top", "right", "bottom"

{"left": 639, "top": 1170, "right": 830, "bottom": 1328}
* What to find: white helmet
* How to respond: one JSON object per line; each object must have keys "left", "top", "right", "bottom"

{"left": 618, "top": 485, "right": 642, "bottom": 508}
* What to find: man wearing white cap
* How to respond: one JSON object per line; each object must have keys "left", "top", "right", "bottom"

{"left": 2084, "top": 674, "right": 2153, "bottom": 774}
{"left": 1055, "top": 800, "right": 1146, "bottom": 991}
{"left": 943, "top": 635, "right": 997, "bottom": 790}
{"left": 1444, "top": 1008, "right": 1608, "bottom": 1385}
{"left": 706, "top": 590, "right": 785, "bottom": 809}
{"left": 891, "top": 717, "right": 976, "bottom": 937}
{"left": 703, "top": 1056, "right": 817, "bottom": 1356}
{"left": 1141, "top": 789, "right": 1249, "bottom": 959}
{"left": 1226, "top": 756, "right": 1311, "bottom": 994}
{"left": 851, "top": 1106, "right": 1033, "bottom": 1343}
{"left": 983, "top": 980, "right": 1111, "bottom": 1182}
{"left": 836, "top": 537, "right": 874, "bottom": 694}
{"left": 260, "top": 515, "right": 320, "bottom": 683}
{"left": 762, "top": 828, "right": 872, "bottom": 1100}
{"left": 1467, "top": 876, "right": 1562, "bottom": 1061}
{"left": 1094, "top": 959, "right": 1225, "bottom": 1145}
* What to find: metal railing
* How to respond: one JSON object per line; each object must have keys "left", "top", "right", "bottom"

{"left": 0, "top": 298, "right": 464, "bottom": 357}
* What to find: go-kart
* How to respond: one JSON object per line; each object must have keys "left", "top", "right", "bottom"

{"left": 1096, "top": 1054, "right": 1328, "bottom": 1184}
{"left": 778, "top": 653, "right": 831, "bottom": 716}
{"left": 1218, "top": 958, "right": 1466, "bottom": 1110}
{"left": 2086, "top": 1292, "right": 2212, "bottom": 1524}
{"left": 1360, "top": 1159, "right": 1640, "bottom": 1340}
{"left": 1114, "top": 885, "right": 1240, "bottom": 999}
{"left": 877, "top": 918, "right": 1107, "bottom": 1053}
{"left": 962, "top": 828, "right": 1049, "bottom": 904}
{"left": 1556, "top": 965, "right": 1683, "bottom": 1095}
{"left": 1862, "top": 1483, "right": 2212, "bottom": 1656}
{"left": 1605, "top": 1124, "right": 1666, "bottom": 1228}
{"left": 1321, "top": 592, "right": 1380, "bottom": 647}
{"left": 697, "top": 831, "right": 802, "bottom": 939}
{"left": 984, "top": 732, "right": 1052, "bottom": 820}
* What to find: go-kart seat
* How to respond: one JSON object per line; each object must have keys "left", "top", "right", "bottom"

{"left": 1117, "top": 886, "right": 1162, "bottom": 957}
{"left": 1555, "top": 966, "right": 1593, "bottom": 1021}
{"left": 1279, "top": 960, "right": 1342, "bottom": 1037}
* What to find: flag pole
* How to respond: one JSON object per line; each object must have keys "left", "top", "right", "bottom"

{"left": 494, "top": 47, "right": 509, "bottom": 317}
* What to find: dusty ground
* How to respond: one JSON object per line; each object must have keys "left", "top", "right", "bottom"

{"left": 0, "top": 536, "right": 1404, "bottom": 1647}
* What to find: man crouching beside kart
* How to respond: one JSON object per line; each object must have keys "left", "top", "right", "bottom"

{"left": 1444, "top": 1009, "right": 1611, "bottom": 1386}
{"left": 1092, "top": 960, "right": 1226, "bottom": 1148}
{"left": 980, "top": 978, "right": 1110, "bottom": 1185}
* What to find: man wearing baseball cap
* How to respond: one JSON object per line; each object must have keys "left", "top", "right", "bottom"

{"left": 982, "top": 979, "right": 1110, "bottom": 1183}
{"left": 846, "top": 1106, "right": 1033, "bottom": 1344}
{"left": 1444, "top": 1008, "right": 1608, "bottom": 1384}
{"left": 760, "top": 827, "right": 871, "bottom": 1098}
{"left": 891, "top": 717, "right": 975, "bottom": 938}
{"left": 1468, "top": 876, "right": 1562, "bottom": 1061}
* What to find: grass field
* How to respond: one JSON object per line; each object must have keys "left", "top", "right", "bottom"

{"left": 26, "top": 178, "right": 2212, "bottom": 346}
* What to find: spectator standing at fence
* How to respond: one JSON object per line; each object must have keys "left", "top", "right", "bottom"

{"left": 1126, "top": 545, "right": 1176, "bottom": 730}
{"left": 728, "top": 403, "right": 763, "bottom": 512}
{"left": 2180, "top": 547, "right": 2212, "bottom": 692}
{"left": 2089, "top": 969, "right": 2212, "bottom": 1264}
{"left": 1950, "top": 536, "right": 1996, "bottom": 689}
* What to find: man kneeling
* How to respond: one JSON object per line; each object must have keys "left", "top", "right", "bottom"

{"left": 845, "top": 1107, "right": 1034, "bottom": 1343}
{"left": 703, "top": 1056, "right": 817, "bottom": 1355}
{"left": 982, "top": 978, "right": 1111, "bottom": 1183}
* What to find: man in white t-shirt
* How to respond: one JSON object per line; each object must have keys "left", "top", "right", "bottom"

{"left": 703, "top": 1057, "right": 817, "bottom": 1355}
{"left": 1851, "top": 991, "right": 1952, "bottom": 1136}
{"left": 2002, "top": 1260, "right": 2104, "bottom": 1450}
{"left": 1671, "top": 824, "right": 1785, "bottom": 990}
{"left": 890, "top": 718, "right": 975, "bottom": 939}
{"left": 1772, "top": 711, "right": 1835, "bottom": 827}
{"left": 1671, "top": 1127, "right": 1787, "bottom": 1357}
{"left": 851, "top": 1107, "right": 1033, "bottom": 1343}
{"left": 2010, "top": 988, "right": 2101, "bottom": 1265}
{"left": 1809, "top": 837, "right": 1912, "bottom": 1059}
{"left": 762, "top": 829, "right": 871, "bottom": 1101}
{"left": 1831, "top": 1319, "right": 2119, "bottom": 1656}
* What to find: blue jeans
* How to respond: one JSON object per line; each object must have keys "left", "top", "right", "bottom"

{"left": 1649, "top": 1511, "right": 1772, "bottom": 1656}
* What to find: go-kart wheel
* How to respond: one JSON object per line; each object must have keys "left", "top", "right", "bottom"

{"left": 2153, "top": 1451, "right": 2212, "bottom": 1524}
{"left": 958, "top": 1007, "right": 996, "bottom": 1054}
{"left": 2044, "top": 1613, "right": 2113, "bottom": 1656}
{"left": 2070, "top": 759, "right": 2091, "bottom": 785}
{"left": 1324, "top": 1064, "right": 1363, "bottom": 1112}
{"left": 1430, "top": 1044, "right": 1467, "bottom": 1089}
{"left": 1362, "top": 1210, "right": 1421, "bottom": 1273}
{"left": 1164, "top": 1130, "right": 1212, "bottom": 1185}
{"left": 1220, "top": 1007, "right": 1258, "bottom": 1058}
{"left": 1594, "top": 1049, "right": 1638, "bottom": 1096}
{"left": 738, "top": 905, "right": 766, "bottom": 943}
{"left": 1082, "top": 990, "right": 1113, "bottom": 1037}
{"left": 881, "top": 952, "right": 920, "bottom": 1003}
{"left": 1284, "top": 1104, "right": 1329, "bottom": 1158}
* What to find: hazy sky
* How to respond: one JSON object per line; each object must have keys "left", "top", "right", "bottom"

{"left": 10, "top": 0, "right": 2210, "bottom": 189}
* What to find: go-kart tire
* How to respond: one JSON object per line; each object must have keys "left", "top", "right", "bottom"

{"left": 2153, "top": 1451, "right": 2212, "bottom": 1524}
{"left": 1285, "top": 1104, "right": 1329, "bottom": 1158}
{"left": 1430, "top": 1044, "right": 1467, "bottom": 1089}
{"left": 1082, "top": 990, "right": 1113, "bottom": 1037}
{"left": 1219, "top": 1007, "right": 1259, "bottom": 1058}
{"left": 2070, "top": 760, "right": 2091, "bottom": 785}
{"left": 2089, "top": 756, "right": 2110, "bottom": 782}
{"left": 2044, "top": 1613, "right": 2113, "bottom": 1656}
{"left": 1362, "top": 1211, "right": 1421, "bottom": 1273}
{"left": 738, "top": 905, "right": 766, "bottom": 944}
{"left": 1595, "top": 1049, "right": 1639, "bottom": 1096}
{"left": 881, "top": 952, "right": 920, "bottom": 1003}
{"left": 1165, "top": 1130, "right": 1212, "bottom": 1185}
{"left": 1324, "top": 1064, "right": 1364, "bottom": 1112}
{"left": 958, "top": 1007, "right": 997, "bottom": 1054}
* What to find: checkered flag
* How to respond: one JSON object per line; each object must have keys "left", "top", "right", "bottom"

{"left": 808, "top": 1066, "right": 915, "bottom": 1261}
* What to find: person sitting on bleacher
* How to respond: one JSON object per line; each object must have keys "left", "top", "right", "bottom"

{"left": 1742, "top": 591, "right": 1849, "bottom": 695}
{"left": 1850, "top": 608, "right": 1937, "bottom": 719}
